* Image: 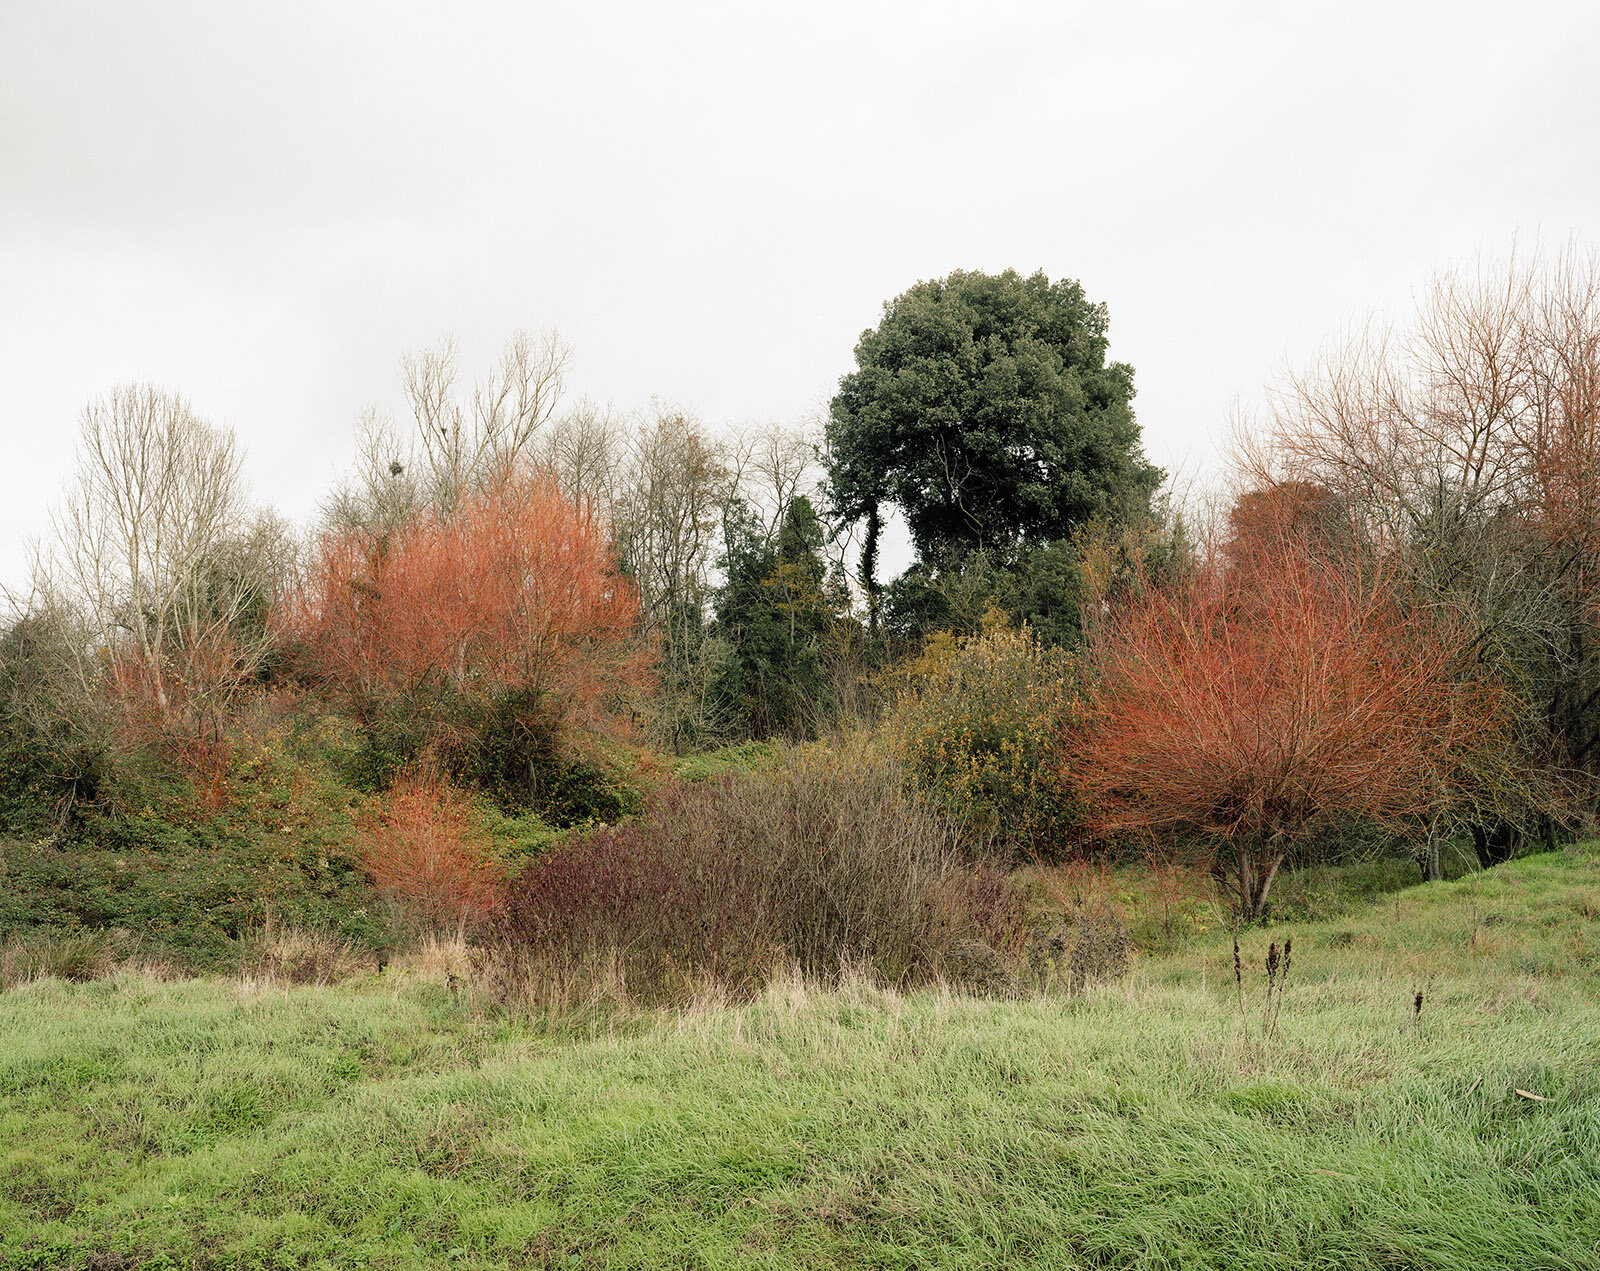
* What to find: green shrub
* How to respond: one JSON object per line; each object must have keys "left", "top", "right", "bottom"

{"left": 888, "top": 623, "right": 1081, "bottom": 859}
{"left": 332, "top": 688, "right": 639, "bottom": 827}
{"left": 341, "top": 704, "right": 431, "bottom": 793}
{"left": 477, "top": 804, "right": 569, "bottom": 872}
{"left": 0, "top": 608, "right": 112, "bottom": 834}
{"left": 0, "top": 742, "right": 392, "bottom": 968}
{"left": 440, "top": 686, "right": 562, "bottom": 806}
{"left": 531, "top": 759, "right": 638, "bottom": 826}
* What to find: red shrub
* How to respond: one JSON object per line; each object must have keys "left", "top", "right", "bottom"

{"left": 494, "top": 748, "right": 1027, "bottom": 1003}
{"left": 281, "top": 469, "right": 649, "bottom": 732}
{"left": 360, "top": 771, "right": 502, "bottom": 931}
{"left": 1064, "top": 530, "right": 1512, "bottom": 918}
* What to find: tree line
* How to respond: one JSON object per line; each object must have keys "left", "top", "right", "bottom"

{"left": 3, "top": 252, "right": 1597, "bottom": 927}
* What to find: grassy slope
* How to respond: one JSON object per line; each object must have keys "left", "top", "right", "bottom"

{"left": 2, "top": 849, "right": 1599, "bottom": 1271}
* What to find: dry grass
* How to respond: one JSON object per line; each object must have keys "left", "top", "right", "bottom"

{"left": 1028, "top": 859, "right": 1137, "bottom": 991}
{"left": 238, "top": 920, "right": 372, "bottom": 986}
{"left": 0, "top": 932, "right": 115, "bottom": 990}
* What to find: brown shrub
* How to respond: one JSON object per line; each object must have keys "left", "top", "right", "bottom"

{"left": 493, "top": 742, "right": 1028, "bottom": 1006}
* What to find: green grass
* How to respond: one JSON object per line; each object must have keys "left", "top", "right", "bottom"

{"left": 669, "top": 739, "right": 784, "bottom": 784}
{"left": 3, "top": 848, "right": 1599, "bottom": 1269}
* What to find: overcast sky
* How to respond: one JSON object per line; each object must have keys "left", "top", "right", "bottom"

{"left": 3, "top": 0, "right": 1598, "bottom": 590}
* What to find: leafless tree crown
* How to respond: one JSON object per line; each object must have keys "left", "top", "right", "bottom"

{"left": 47, "top": 384, "right": 279, "bottom": 727}
{"left": 401, "top": 329, "right": 572, "bottom": 505}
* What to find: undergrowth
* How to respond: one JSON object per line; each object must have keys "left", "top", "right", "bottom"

{"left": 495, "top": 742, "right": 1029, "bottom": 1005}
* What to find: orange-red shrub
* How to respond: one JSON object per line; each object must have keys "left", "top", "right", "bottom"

{"left": 280, "top": 469, "right": 649, "bottom": 764}
{"left": 359, "top": 770, "right": 502, "bottom": 931}
{"left": 1064, "top": 529, "right": 1512, "bottom": 918}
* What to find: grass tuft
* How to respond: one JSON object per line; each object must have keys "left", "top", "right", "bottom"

{"left": 0, "top": 932, "right": 114, "bottom": 990}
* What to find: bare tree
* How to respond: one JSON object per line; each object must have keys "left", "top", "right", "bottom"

{"left": 36, "top": 381, "right": 294, "bottom": 788}
{"left": 51, "top": 385, "right": 251, "bottom": 720}
{"left": 613, "top": 405, "right": 735, "bottom": 652}
{"left": 401, "top": 329, "right": 571, "bottom": 505}
{"left": 542, "top": 396, "right": 624, "bottom": 509}
{"left": 322, "top": 405, "right": 421, "bottom": 535}
{"left": 737, "top": 421, "right": 822, "bottom": 543}
{"left": 1242, "top": 243, "right": 1600, "bottom": 834}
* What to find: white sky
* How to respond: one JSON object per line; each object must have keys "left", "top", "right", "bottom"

{"left": 3, "top": 0, "right": 1598, "bottom": 590}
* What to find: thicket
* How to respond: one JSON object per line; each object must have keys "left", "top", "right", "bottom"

{"left": 1065, "top": 529, "right": 1513, "bottom": 919}
{"left": 493, "top": 744, "right": 1028, "bottom": 1004}
{"left": 280, "top": 469, "right": 648, "bottom": 811}
{"left": 0, "top": 605, "right": 111, "bottom": 832}
{"left": 888, "top": 621, "right": 1081, "bottom": 859}
{"left": 1243, "top": 247, "right": 1600, "bottom": 814}
{"left": 5, "top": 251, "right": 1598, "bottom": 966}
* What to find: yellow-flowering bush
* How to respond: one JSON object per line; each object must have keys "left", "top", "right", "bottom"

{"left": 887, "top": 621, "right": 1081, "bottom": 859}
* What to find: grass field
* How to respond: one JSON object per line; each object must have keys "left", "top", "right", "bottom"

{"left": 3, "top": 847, "right": 1598, "bottom": 1270}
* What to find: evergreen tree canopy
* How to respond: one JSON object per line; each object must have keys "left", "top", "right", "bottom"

{"left": 827, "top": 269, "right": 1161, "bottom": 567}
{"left": 710, "top": 496, "right": 847, "bottom": 740}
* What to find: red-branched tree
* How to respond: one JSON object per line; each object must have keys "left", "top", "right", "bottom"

{"left": 282, "top": 469, "right": 648, "bottom": 771}
{"left": 1239, "top": 246, "right": 1600, "bottom": 823}
{"left": 1064, "top": 526, "right": 1512, "bottom": 919}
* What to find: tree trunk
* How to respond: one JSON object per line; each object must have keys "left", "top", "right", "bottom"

{"left": 1473, "top": 821, "right": 1522, "bottom": 869}
{"left": 1232, "top": 839, "right": 1284, "bottom": 922}
{"left": 1253, "top": 850, "right": 1284, "bottom": 919}
{"left": 1235, "top": 842, "right": 1254, "bottom": 920}
{"left": 861, "top": 502, "right": 881, "bottom": 639}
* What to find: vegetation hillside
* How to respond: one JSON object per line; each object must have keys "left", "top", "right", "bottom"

{"left": 4, "top": 251, "right": 1600, "bottom": 1265}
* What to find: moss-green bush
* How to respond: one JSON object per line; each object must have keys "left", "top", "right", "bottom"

{"left": 0, "top": 739, "right": 391, "bottom": 969}
{"left": 888, "top": 623, "right": 1081, "bottom": 859}
{"left": 0, "top": 610, "right": 112, "bottom": 836}
{"left": 320, "top": 687, "right": 641, "bottom": 827}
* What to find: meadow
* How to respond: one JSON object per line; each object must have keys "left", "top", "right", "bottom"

{"left": 2, "top": 845, "right": 1597, "bottom": 1270}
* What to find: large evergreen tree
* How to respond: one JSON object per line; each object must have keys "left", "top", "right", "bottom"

{"left": 827, "top": 269, "right": 1161, "bottom": 585}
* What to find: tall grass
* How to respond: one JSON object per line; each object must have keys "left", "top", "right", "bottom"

{"left": 1, "top": 847, "right": 1597, "bottom": 1268}
{"left": 237, "top": 919, "right": 371, "bottom": 986}
{"left": 0, "top": 932, "right": 113, "bottom": 990}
